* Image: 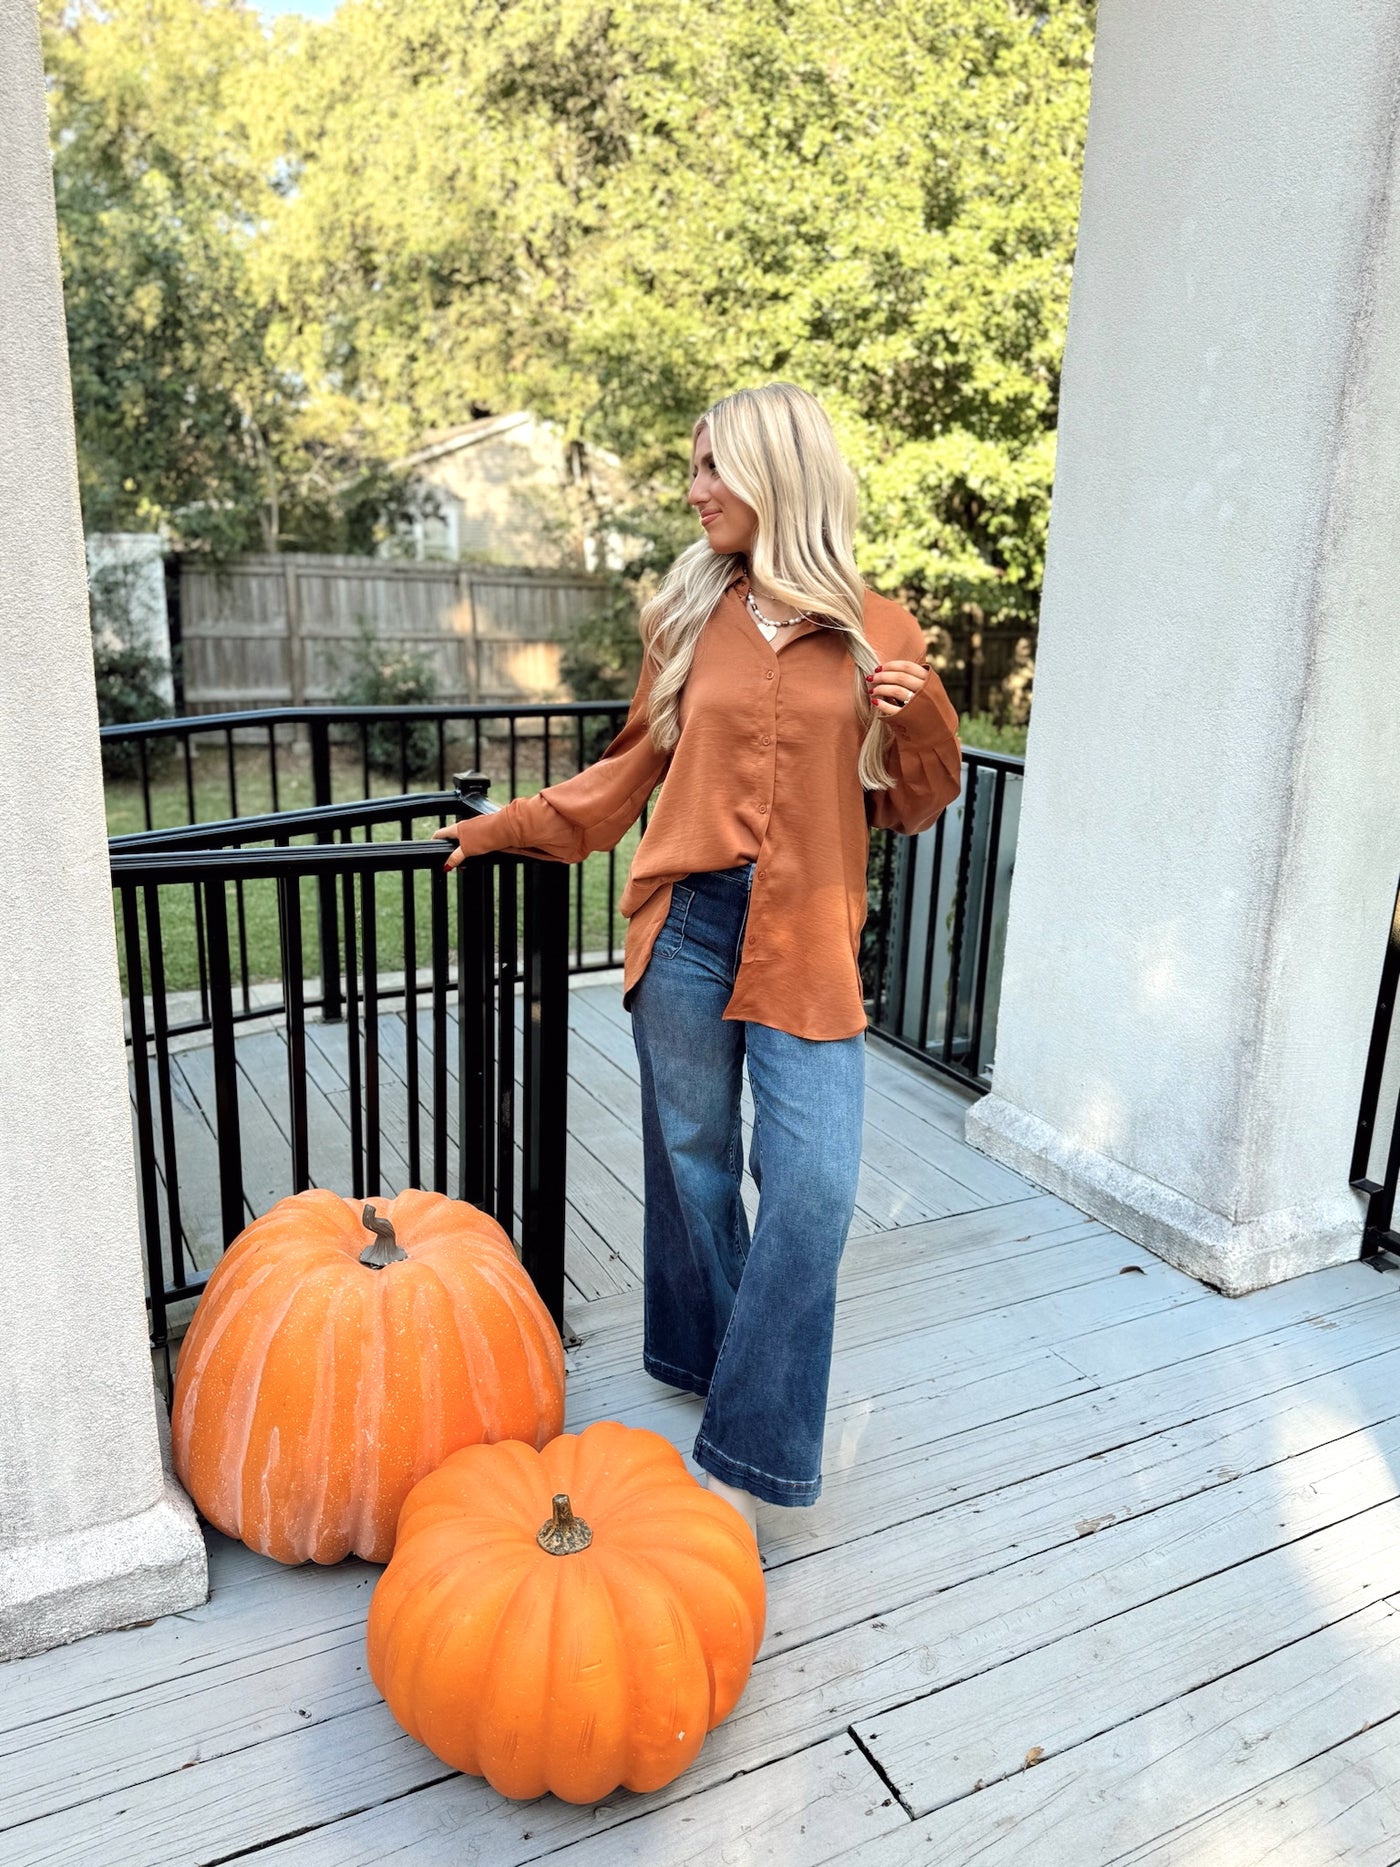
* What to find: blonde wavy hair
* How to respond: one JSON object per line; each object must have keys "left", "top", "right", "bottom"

{"left": 640, "top": 381, "right": 895, "bottom": 788}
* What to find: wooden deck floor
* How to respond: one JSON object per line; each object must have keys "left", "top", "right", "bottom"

{"left": 129, "top": 973, "right": 1017, "bottom": 1313}
{"left": 8, "top": 980, "right": 1400, "bottom": 1863}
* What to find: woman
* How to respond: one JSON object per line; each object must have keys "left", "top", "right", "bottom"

{"left": 434, "top": 382, "right": 963, "bottom": 1541}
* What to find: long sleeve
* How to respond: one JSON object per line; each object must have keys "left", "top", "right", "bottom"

{"left": 457, "top": 649, "right": 669, "bottom": 863}
{"left": 865, "top": 645, "right": 964, "bottom": 837}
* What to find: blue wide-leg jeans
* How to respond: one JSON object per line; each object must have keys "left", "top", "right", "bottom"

{"left": 627, "top": 862, "right": 865, "bottom": 1507}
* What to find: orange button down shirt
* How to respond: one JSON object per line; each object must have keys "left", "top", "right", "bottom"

{"left": 461, "top": 569, "right": 964, "bottom": 1040}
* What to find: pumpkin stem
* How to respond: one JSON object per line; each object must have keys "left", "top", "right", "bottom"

{"left": 536, "top": 1493, "right": 594, "bottom": 1556}
{"left": 359, "top": 1204, "right": 408, "bottom": 1269}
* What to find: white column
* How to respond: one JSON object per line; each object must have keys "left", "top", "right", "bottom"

{"left": 966, "top": 0, "right": 1400, "bottom": 1294}
{"left": 0, "top": 0, "right": 206, "bottom": 1657}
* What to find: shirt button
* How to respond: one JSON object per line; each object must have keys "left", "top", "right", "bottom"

{"left": 761, "top": 735, "right": 771, "bottom": 745}
{"left": 765, "top": 670, "right": 774, "bottom": 680}
{"left": 759, "top": 803, "right": 769, "bottom": 814}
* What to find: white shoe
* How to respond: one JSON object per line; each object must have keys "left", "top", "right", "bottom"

{"left": 704, "top": 1470, "right": 759, "bottom": 1536}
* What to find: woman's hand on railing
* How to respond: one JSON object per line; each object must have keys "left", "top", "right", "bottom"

{"left": 432, "top": 819, "right": 496, "bottom": 872}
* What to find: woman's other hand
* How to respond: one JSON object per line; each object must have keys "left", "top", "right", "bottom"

{"left": 431, "top": 819, "right": 491, "bottom": 872}
{"left": 865, "top": 658, "right": 930, "bottom": 714}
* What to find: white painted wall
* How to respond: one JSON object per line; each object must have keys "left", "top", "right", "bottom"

{"left": 87, "top": 531, "right": 176, "bottom": 709}
{"left": 966, "top": 0, "right": 1400, "bottom": 1292}
{"left": 0, "top": 0, "right": 204, "bottom": 1656}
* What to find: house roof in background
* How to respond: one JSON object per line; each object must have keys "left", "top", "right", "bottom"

{"left": 392, "top": 410, "right": 537, "bottom": 471}
{"left": 393, "top": 410, "right": 624, "bottom": 475}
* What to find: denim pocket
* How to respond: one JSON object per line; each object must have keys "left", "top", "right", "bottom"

{"left": 655, "top": 883, "right": 695, "bottom": 959}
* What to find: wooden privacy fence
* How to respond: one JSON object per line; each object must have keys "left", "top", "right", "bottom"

{"left": 171, "top": 553, "right": 611, "bottom": 714}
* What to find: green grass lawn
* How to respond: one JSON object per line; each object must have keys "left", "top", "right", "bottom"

{"left": 957, "top": 711, "right": 1027, "bottom": 758}
{"left": 108, "top": 741, "right": 640, "bottom": 996}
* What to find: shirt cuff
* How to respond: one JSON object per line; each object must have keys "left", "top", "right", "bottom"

{"left": 885, "top": 677, "right": 963, "bottom": 784}
{"left": 455, "top": 796, "right": 533, "bottom": 853}
{"left": 885, "top": 679, "right": 940, "bottom": 732}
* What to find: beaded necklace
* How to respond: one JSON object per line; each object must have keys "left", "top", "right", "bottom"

{"left": 744, "top": 589, "right": 813, "bottom": 642}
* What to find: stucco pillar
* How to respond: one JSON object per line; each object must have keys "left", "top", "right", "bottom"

{"left": 0, "top": 0, "right": 206, "bottom": 1657}
{"left": 965, "top": 0, "right": 1400, "bottom": 1294}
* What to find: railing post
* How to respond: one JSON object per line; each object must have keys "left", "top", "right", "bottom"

{"left": 309, "top": 714, "right": 342, "bottom": 1020}
{"left": 453, "top": 769, "right": 568, "bottom": 1333}
{"left": 522, "top": 859, "right": 570, "bottom": 1339}
{"left": 120, "top": 884, "right": 169, "bottom": 1372}
{"left": 454, "top": 771, "right": 495, "bottom": 1212}
{"left": 202, "top": 876, "right": 246, "bottom": 1250}
{"left": 1352, "top": 870, "right": 1400, "bottom": 1265}
{"left": 453, "top": 768, "right": 492, "bottom": 805}
{"left": 163, "top": 550, "right": 185, "bottom": 715}
{"left": 942, "top": 759, "right": 978, "bottom": 1068}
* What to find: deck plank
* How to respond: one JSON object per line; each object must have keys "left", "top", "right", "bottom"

{"left": 604, "top": 1394, "right": 1400, "bottom": 1820}
{"left": 1113, "top": 1709, "right": 1400, "bottom": 1865}
{"left": 565, "top": 1227, "right": 1200, "bottom": 1426}
{"left": 12, "top": 1324, "right": 1400, "bottom": 1859}
{"left": 521, "top": 1735, "right": 906, "bottom": 1864}
{"left": 174, "top": 1043, "right": 296, "bottom": 1226}
{"left": 831, "top": 1602, "right": 1400, "bottom": 1867}
{"left": 586, "top": 1291, "right": 1400, "bottom": 1641}
{"left": 857, "top": 1489, "right": 1400, "bottom": 1815}
{"left": 231, "top": 1735, "right": 905, "bottom": 1867}
{"left": 858, "top": 1072, "right": 1031, "bottom": 1211}
{"left": 0, "top": 1700, "right": 446, "bottom": 1867}
{"left": 4, "top": 1614, "right": 381, "bottom": 1835}
{"left": 14, "top": 988, "right": 1399, "bottom": 1867}
{"left": 0, "top": 1539, "right": 376, "bottom": 1745}
{"left": 862, "top": 1034, "right": 982, "bottom": 1138}
{"left": 558, "top": 1192, "right": 1093, "bottom": 1374}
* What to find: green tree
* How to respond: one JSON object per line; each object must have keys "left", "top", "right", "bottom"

{"left": 262, "top": 0, "right": 1093, "bottom": 628}
{"left": 45, "top": 0, "right": 1094, "bottom": 637}
{"left": 43, "top": 0, "right": 411, "bottom": 554}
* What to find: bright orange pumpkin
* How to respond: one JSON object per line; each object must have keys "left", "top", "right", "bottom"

{"left": 171, "top": 1188, "right": 565, "bottom": 1565}
{"left": 366, "top": 1420, "right": 767, "bottom": 1802}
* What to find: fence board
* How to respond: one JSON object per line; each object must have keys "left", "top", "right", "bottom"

{"left": 176, "top": 553, "right": 609, "bottom": 713}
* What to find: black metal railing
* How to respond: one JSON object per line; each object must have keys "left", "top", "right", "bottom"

{"left": 113, "top": 780, "right": 569, "bottom": 1382}
{"left": 112, "top": 784, "right": 485, "bottom": 1034}
{"left": 863, "top": 748, "right": 1022, "bottom": 1092}
{"left": 108, "top": 700, "right": 1019, "bottom": 1091}
{"left": 102, "top": 702, "right": 638, "bottom": 974}
{"left": 1351, "top": 868, "right": 1400, "bottom": 1268}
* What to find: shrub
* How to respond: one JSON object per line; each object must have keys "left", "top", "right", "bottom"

{"left": 956, "top": 710, "right": 1027, "bottom": 758}
{"left": 329, "top": 614, "right": 441, "bottom": 781}
{"left": 559, "top": 581, "right": 645, "bottom": 705}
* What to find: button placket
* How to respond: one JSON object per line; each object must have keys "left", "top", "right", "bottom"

{"left": 755, "top": 678, "right": 776, "bottom": 822}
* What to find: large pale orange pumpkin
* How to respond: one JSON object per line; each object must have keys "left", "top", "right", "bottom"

{"left": 171, "top": 1188, "right": 565, "bottom": 1565}
{"left": 367, "top": 1420, "right": 766, "bottom": 1803}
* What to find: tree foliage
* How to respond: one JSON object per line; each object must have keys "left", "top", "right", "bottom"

{"left": 43, "top": 0, "right": 1094, "bottom": 622}
{"left": 43, "top": 0, "right": 411, "bottom": 552}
